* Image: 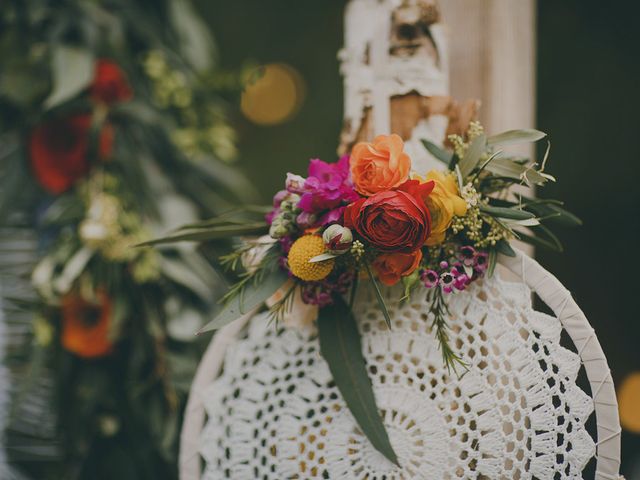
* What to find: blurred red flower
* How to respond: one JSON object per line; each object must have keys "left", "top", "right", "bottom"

{"left": 61, "top": 290, "right": 114, "bottom": 359}
{"left": 90, "top": 59, "right": 133, "bottom": 105}
{"left": 29, "top": 114, "right": 114, "bottom": 194}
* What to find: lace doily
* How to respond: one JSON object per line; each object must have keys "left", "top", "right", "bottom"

{"left": 200, "top": 273, "right": 595, "bottom": 479}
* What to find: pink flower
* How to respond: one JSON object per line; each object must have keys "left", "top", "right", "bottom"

{"left": 298, "top": 156, "right": 359, "bottom": 224}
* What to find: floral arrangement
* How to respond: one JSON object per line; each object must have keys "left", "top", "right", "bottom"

{"left": 0, "top": 1, "right": 254, "bottom": 478}
{"left": 145, "top": 123, "right": 580, "bottom": 463}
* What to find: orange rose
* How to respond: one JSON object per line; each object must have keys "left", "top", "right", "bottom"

{"left": 350, "top": 134, "right": 411, "bottom": 196}
{"left": 61, "top": 290, "right": 113, "bottom": 358}
{"left": 372, "top": 250, "right": 423, "bottom": 286}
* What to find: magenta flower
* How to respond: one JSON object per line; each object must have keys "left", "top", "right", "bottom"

{"left": 421, "top": 269, "right": 439, "bottom": 288}
{"left": 474, "top": 252, "right": 489, "bottom": 272}
{"left": 440, "top": 271, "right": 455, "bottom": 293}
{"left": 297, "top": 156, "right": 359, "bottom": 224}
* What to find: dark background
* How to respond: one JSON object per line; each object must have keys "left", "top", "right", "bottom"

{"left": 198, "top": 0, "right": 640, "bottom": 475}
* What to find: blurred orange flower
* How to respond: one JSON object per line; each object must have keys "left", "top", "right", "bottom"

{"left": 349, "top": 134, "right": 411, "bottom": 196}
{"left": 61, "top": 290, "right": 114, "bottom": 358}
{"left": 372, "top": 249, "right": 423, "bottom": 286}
{"left": 29, "top": 114, "right": 114, "bottom": 194}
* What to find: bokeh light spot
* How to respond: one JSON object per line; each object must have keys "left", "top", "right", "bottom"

{"left": 619, "top": 371, "right": 640, "bottom": 433}
{"left": 241, "top": 63, "right": 305, "bottom": 126}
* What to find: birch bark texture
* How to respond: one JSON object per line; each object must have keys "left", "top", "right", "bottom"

{"left": 339, "top": 0, "right": 479, "bottom": 173}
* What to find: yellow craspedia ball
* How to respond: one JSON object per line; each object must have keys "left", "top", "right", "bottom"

{"left": 287, "top": 235, "right": 334, "bottom": 281}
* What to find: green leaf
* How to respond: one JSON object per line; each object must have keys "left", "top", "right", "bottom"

{"left": 517, "top": 224, "right": 564, "bottom": 252}
{"left": 364, "top": 261, "right": 391, "bottom": 329}
{"left": 197, "top": 266, "right": 288, "bottom": 334}
{"left": 496, "top": 239, "right": 516, "bottom": 257}
{"left": 317, "top": 297, "right": 399, "bottom": 466}
{"left": 44, "top": 45, "right": 94, "bottom": 109}
{"left": 487, "top": 248, "right": 498, "bottom": 277}
{"left": 458, "top": 134, "right": 486, "bottom": 179}
{"left": 487, "top": 129, "right": 547, "bottom": 147}
{"left": 420, "top": 139, "right": 453, "bottom": 164}
{"left": 136, "top": 222, "right": 268, "bottom": 246}
{"left": 479, "top": 205, "right": 536, "bottom": 220}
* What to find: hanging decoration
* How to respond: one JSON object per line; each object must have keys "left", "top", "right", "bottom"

{"left": 0, "top": 1, "right": 254, "bottom": 478}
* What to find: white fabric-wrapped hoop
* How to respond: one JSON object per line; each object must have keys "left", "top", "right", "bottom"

{"left": 179, "top": 249, "right": 622, "bottom": 480}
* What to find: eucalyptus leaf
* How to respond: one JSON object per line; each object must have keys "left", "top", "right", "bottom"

{"left": 317, "top": 297, "right": 399, "bottom": 466}
{"left": 197, "top": 266, "right": 288, "bottom": 334}
{"left": 458, "top": 134, "right": 486, "bottom": 179}
{"left": 487, "top": 129, "right": 546, "bottom": 147}
{"left": 420, "top": 139, "right": 452, "bottom": 164}
{"left": 44, "top": 45, "right": 94, "bottom": 109}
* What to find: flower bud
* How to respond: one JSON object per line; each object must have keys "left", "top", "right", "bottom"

{"left": 285, "top": 173, "right": 306, "bottom": 193}
{"left": 322, "top": 224, "right": 353, "bottom": 255}
{"left": 269, "top": 219, "right": 289, "bottom": 239}
{"left": 296, "top": 211, "right": 317, "bottom": 229}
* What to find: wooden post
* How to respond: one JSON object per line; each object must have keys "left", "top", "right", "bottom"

{"left": 339, "top": 0, "right": 479, "bottom": 173}
{"left": 440, "top": 0, "right": 536, "bottom": 141}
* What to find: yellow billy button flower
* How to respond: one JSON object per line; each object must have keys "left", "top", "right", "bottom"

{"left": 287, "top": 235, "right": 335, "bottom": 281}
{"left": 413, "top": 170, "right": 467, "bottom": 246}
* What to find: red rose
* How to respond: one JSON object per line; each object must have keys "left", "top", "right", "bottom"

{"left": 344, "top": 179, "right": 434, "bottom": 253}
{"left": 29, "top": 114, "right": 114, "bottom": 194}
{"left": 373, "top": 250, "right": 423, "bottom": 286}
{"left": 90, "top": 59, "right": 133, "bottom": 105}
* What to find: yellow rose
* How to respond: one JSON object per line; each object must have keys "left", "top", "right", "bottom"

{"left": 413, "top": 170, "right": 467, "bottom": 246}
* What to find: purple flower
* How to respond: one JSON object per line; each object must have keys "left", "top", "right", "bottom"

{"left": 296, "top": 211, "right": 317, "bottom": 228}
{"left": 440, "top": 271, "right": 455, "bottom": 294}
{"left": 474, "top": 252, "right": 489, "bottom": 272}
{"left": 421, "top": 269, "right": 439, "bottom": 288}
{"left": 298, "top": 156, "right": 359, "bottom": 219}
{"left": 454, "top": 273, "right": 470, "bottom": 291}
{"left": 458, "top": 245, "right": 476, "bottom": 266}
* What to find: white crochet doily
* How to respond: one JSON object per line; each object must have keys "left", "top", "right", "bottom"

{"left": 200, "top": 273, "right": 595, "bottom": 479}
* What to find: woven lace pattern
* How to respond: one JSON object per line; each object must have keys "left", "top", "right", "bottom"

{"left": 200, "top": 274, "right": 596, "bottom": 479}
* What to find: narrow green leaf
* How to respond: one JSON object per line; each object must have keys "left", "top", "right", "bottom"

{"left": 364, "top": 262, "right": 392, "bottom": 329}
{"left": 496, "top": 239, "right": 516, "bottom": 257}
{"left": 317, "top": 297, "right": 399, "bottom": 466}
{"left": 458, "top": 134, "right": 486, "bottom": 179}
{"left": 420, "top": 139, "right": 453, "bottom": 164}
{"left": 136, "top": 223, "right": 269, "bottom": 246}
{"left": 516, "top": 231, "right": 562, "bottom": 252}
{"left": 349, "top": 273, "right": 359, "bottom": 309}
{"left": 487, "top": 248, "right": 498, "bottom": 277}
{"left": 197, "top": 266, "right": 288, "bottom": 334}
{"left": 483, "top": 156, "right": 529, "bottom": 179}
{"left": 479, "top": 205, "right": 536, "bottom": 220}
{"left": 517, "top": 224, "right": 564, "bottom": 252}
{"left": 487, "top": 129, "right": 547, "bottom": 147}
{"left": 518, "top": 196, "right": 582, "bottom": 227}
{"left": 44, "top": 45, "right": 94, "bottom": 109}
